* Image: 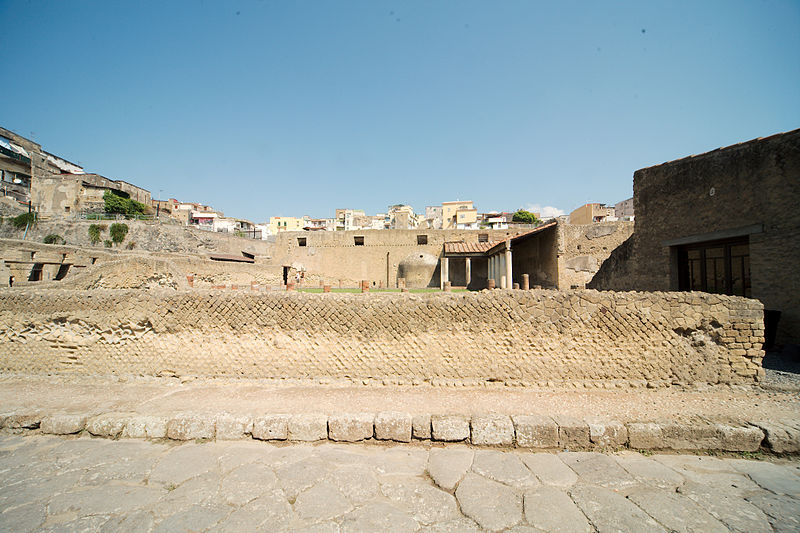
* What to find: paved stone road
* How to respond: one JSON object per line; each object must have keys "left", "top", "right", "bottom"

{"left": 0, "top": 435, "right": 798, "bottom": 532}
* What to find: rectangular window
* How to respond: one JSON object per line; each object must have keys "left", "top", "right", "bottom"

{"left": 677, "top": 237, "right": 750, "bottom": 297}
{"left": 354, "top": 236, "right": 364, "bottom": 246}
{"left": 417, "top": 235, "right": 427, "bottom": 245}
{"left": 478, "top": 233, "right": 489, "bottom": 243}
{"left": 297, "top": 237, "right": 307, "bottom": 247}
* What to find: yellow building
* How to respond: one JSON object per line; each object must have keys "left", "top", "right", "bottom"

{"left": 569, "top": 203, "right": 615, "bottom": 225}
{"left": 441, "top": 201, "right": 475, "bottom": 229}
{"left": 269, "top": 216, "right": 308, "bottom": 233}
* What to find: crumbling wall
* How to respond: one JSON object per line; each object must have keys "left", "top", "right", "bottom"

{"left": 0, "top": 289, "right": 765, "bottom": 386}
{"left": 557, "top": 222, "right": 634, "bottom": 289}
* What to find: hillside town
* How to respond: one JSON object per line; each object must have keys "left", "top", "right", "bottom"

{"left": 1, "top": 126, "right": 634, "bottom": 240}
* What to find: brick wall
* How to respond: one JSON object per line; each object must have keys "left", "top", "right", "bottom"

{"left": 0, "top": 289, "right": 764, "bottom": 386}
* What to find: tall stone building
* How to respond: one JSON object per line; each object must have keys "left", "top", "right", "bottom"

{"left": 591, "top": 129, "right": 800, "bottom": 344}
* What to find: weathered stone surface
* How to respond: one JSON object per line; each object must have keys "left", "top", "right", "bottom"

{"left": 40, "top": 414, "right": 87, "bottom": 435}
{"left": 652, "top": 454, "right": 760, "bottom": 494}
{"left": 471, "top": 450, "right": 538, "bottom": 488}
{"left": 512, "top": 414, "right": 558, "bottom": 448}
{"left": 0, "top": 412, "right": 41, "bottom": 429}
{"left": 215, "top": 413, "right": 252, "bottom": 440}
{"left": 216, "top": 489, "right": 292, "bottom": 533}
{"left": 585, "top": 416, "right": 628, "bottom": 447}
{"left": 753, "top": 421, "right": 800, "bottom": 453}
{"left": 427, "top": 447, "right": 474, "bottom": 491}
{"left": 559, "top": 452, "right": 636, "bottom": 489}
{"left": 659, "top": 421, "right": 725, "bottom": 450}
{"left": 324, "top": 464, "right": 379, "bottom": 504}
{"left": 48, "top": 484, "right": 164, "bottom": 516}
{"left": 149, "top": 444, "right": 221, "bottom": 485}
{"left": 470, "top": 414, "right": 514, "bottom": 446}
{"left": 678, "top": 480, "right": 773, "bottom": 533}
{"left": 412, "top": 414, "right": 431, "bottom": 440}
{"left": 570, "top": 484, "right": 666, "bottom": 533}
{"left": 288, "top": 413, "right": 328, "bottom": 442}
{"left": 628, "top": 486, "right": 729, "bottom": 532}
{"left": 328, "top": 413, "right": 374, "bottom": 442}
{"left": 340, "top": 501, "right": 418, "bottom": 533}
{"left": 717, "top": 424, "right": 764, "bottom": 452}
{"left": 727, "top": 458, "right": 800, "bottom": 497}
{"left": 519, "top": 453, "right": 578, "bottom": 487}
{"left": 153, "top": 504, "right": 229, "bottom": 533}
{"left": 121, "top": 415, "right": 169, "bottom": 439}
{"left": 86, "top": 413, "right": 128, "bottom": 438}
{"left": 523, "top": 485, "right": 591, "bottom": 533}
{"left": 613, "top": 451, "right": 684, "bottom": 489}
{"left": 275, "top": 456, "right": 334, "bottom": 500}
{"left": 745, "top": 491, "right": 800, "bottom": 533}
{"left": 628, "top": 421, "right": 664, "bottom": 449}
{"left": 455, "top": 473, "right": 523, "bottom": 531}
{"left": 552, "top": 415, "right": 590, "bottom": 448}
{"left": 374, "top": 411, "right": 412, "bottom": 442}
{"left": 219, "top": 463, "right": 279, "bottom": 506}
{"left": 166, "top": 414, "right": 215, "bottom": 441}
{"left": 419, "top": 517, "right": 482, "bottom": 532}
{"left": 431, "top": 415, "right": 470, "bottom": 442}
{"left": 294, "top": 481, "right": 353, "bottom": 521}
{"left": 252, "top": 414, "right": 289, "bottom": 440}
{"left": 381, "top": 476, "right": 461, "bottom": 525}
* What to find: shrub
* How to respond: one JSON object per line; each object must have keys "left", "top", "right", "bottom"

{"left": 88, "top": 224, "right": 102, "bottom": 245}
{"left": 104, "top": 240, "right": 113, "bottom": 248}
{"left": 11, "top": 212, "right": 36, "bottom": 229}
{"left": 43, "top": 234, "right": 66, "bottom": 245}
{"left": 109, "top": 222, "right": 129, "bottom": 244}
{"left": 126, "top": 241, "right": 136, "bottom": 250}
{"left": 103, "top": 190, "right": 147, "bottom": 216}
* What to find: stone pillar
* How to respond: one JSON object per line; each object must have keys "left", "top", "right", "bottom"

{"left": 441, "top": 257, "right": 449, "bottom": 290}
{"left": 487, "top": 278, "right": 496, "bottom": 289}
{"left": 488, "top": 256, "right": 493, "bottom": 282}
{"left": 513, "top": 282, "right": 520, "bottom": 290}
{"left": 501, "top": 275, "right": 507, "bottom": 289}
{"left": 505, "top": 244, "right": 513, "bottom": 291}
{"left": 522, "top": 273, "right": 529, "bottom": 290}
{"left": 444, "top": 281, "right": 451, "bottom": 292}
{"left": 465, "top": 257, "right": 471, "bottom": 287}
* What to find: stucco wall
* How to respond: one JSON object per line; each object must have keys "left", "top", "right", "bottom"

{"left": 558, "top": 222, "right": 634, "bottom": 289}
{"left": 0, "top": 289, "right": 765, "bottom": 386}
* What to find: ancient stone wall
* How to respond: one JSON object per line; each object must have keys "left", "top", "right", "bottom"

{"left": 269, "top": 228, "right": 529, "bottom": 289}
{"left": 620, "top": 129, "right": 800, "bottom": 343}
{"left": 557, "top": 222, "right": 634, "bottom": 289}
{"left": 0, "top": 289, "right": 764, "bottom": 386}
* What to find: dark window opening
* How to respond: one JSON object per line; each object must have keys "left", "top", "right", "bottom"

{"left": 297, "top": 237, "right": 307, "bottom": 247}
{"left": 478, "top": 233, "right": 489, "bottom": 243}
{"left": 677, "top": 237, "right": 750, "bottom": 297}
{"left": 28, "top": 263, "right": 43, "bottom": 282}
{"left": 54, "top": 264, "right": 70, "bottom": 280}
{"left": 354, "top": 236, "right": 364, "bottom": 246}
{"left": 417, "top": 235, "right": 427, "bottom": 245}
{"left": 64, "top": 206, "right": 70, "bottom": 213}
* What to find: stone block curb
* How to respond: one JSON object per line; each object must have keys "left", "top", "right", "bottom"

{"left": 1, "top": 410, "right": 795, "bottom": 454}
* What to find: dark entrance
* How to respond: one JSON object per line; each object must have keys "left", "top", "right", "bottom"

{"left": 282, "top": 266, "right": 289, "bottom": 285}
{"left": 677, "top": 237, "right": 750, "bottom": 297}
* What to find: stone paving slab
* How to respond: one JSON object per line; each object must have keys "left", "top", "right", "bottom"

{"left": 0, "top": 435, "right": 798, "bottom": 532}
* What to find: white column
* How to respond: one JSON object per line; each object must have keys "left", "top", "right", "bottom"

{"left": 441, "top": 257, "right": 449, "bottom": 290}
{"left": 465, "top": 257, "right": 471, "bottom": 287}
{"left": 505, "top": 244, "right": 513, "bottom": 290}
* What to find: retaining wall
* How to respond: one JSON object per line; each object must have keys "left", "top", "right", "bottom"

{"left": 0, "top": 289, "right": 765, "bottom": 386}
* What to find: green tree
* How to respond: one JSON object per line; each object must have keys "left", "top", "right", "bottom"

{"left": 109, "top": 223, "right": 129, "bottom": 244}
{"left": 11, "top": 212, "right": 36, "bottom": 229}
{"left": 88, "top": 224, "right": 102, "bottom": 245}
{"left": 511, "top": 209, "right": 539, "bottom": 224}
{"left": 104, "top": 240, "right": 113, "bottom": 248}
{"left": 103, "top": 190, "right": 147, "bottom": 216}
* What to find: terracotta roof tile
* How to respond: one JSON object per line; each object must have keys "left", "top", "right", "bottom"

{"left": 444, "top": 241, "right": 497, "bottom": 254}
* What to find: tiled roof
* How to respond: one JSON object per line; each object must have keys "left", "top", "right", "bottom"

{"left": 443, "top": 241, "right": 497, "bottom": 254}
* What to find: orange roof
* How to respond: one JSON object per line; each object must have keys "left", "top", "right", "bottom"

{"left": 443, "top": 241, "right": 497, "bottom": 254}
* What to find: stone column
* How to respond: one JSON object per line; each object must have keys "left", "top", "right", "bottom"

{"left": 441, "top": 257, "right": 449, "bottom": 290}
{"left": 522, "top": 273, "right": 529, "bottom": 290}
{"left": 488, "top": 255, "right": 493, "bottom": 282}
{"left": 465, "top": 257, "right": 471, "bottom": 287}
{"left": 505, "top": 243, "right": 513, "bottom": 291}
{"left": 487, "top": 278, "right": 496, "bottom": 289}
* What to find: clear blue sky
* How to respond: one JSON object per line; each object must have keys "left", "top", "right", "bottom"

{"left": 1, "top": 1, "right": 798, "bottom": 222}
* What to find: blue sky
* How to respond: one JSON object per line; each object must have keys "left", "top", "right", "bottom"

{"left": 1, "top": 1, "right": 798, "bottom": 222}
